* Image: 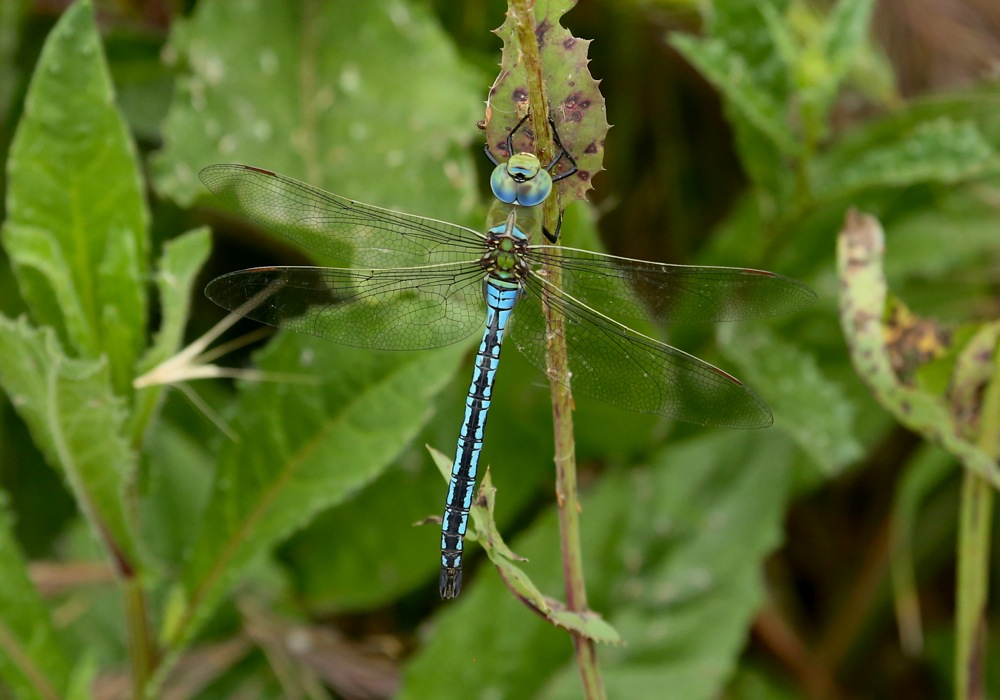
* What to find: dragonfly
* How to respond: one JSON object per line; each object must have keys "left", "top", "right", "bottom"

{"left": 202, "top": 114, "right": 815, "bottom": 599}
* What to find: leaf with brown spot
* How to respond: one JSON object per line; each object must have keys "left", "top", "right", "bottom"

{"left": 486, "top": 0, "right": 609, "bottom": 203}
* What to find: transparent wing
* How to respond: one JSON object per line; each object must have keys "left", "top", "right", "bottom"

{"left": 206, "top": 263, "right": 486, "bottom": 350}
{"left": 508, "top": 275, "right": 772, "bottom": 428}
{"left": 201, "top": 164, "right": 486, "bottom": 268}
{"left": 524, "top": 246, "right": 816, "bottom": 327}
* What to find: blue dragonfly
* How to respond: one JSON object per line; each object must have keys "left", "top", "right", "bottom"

{"left": 202, "top": 115, "right": 815, "bottom": 599}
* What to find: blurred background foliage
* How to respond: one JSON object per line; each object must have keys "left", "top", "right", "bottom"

{"left": 0, "top": 0, "right": 998, "bottom": 698}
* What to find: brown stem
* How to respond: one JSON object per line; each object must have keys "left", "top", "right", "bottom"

{"left": 506, "top": 1, "right": 604, "bottom": 698}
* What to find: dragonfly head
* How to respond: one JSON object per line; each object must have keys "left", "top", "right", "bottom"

{"left": 490, "top": 152, "right": 553, "bottom": 207}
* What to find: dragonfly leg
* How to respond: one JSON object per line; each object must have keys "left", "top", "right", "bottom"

{"left": 546, "top": 115, "right": 578, "bottom": 183}
{"left": 543, "top": 210, "right": 564, "bottom": 243}
{"left": 506, "top": 112, "right": 532, "bottom": 157}
{"left": 484, "top": 142, "right": 500, "bottom": 166}
{"left": 542, "top": 115, "right": 575, "bottom": 241}
{"left": 486, "top": 112, "right": 533, "bottom": 165}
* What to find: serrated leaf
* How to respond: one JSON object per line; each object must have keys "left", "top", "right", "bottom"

{"left": 0, "top": 316, "right": 137, "bottom": 571}
{"left": 0, "top": 493, "right": 71, "bottom": 700}
{"left": 153, "top": 0, "right": 481, "bottom": 223}
{"left": 487, "top": 0, "right": 609, "bottom": 204}
{"left": 1, "top": 0, "right": 148, "bottom": 395}
{"left": 169, "top": 334, "right": 466, "bottom": 651}
{"left": 720, "top": 324, "right": 861, "bottom": 476}
{"left": 815, "top": 118, "right": 998, "bottom": 199}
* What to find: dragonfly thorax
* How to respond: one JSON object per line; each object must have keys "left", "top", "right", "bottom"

{"left": 490, "top": 152, "right": 553, "bottom": 208}
{"left": 482, "top": 210, "right": 529, "bottom": 280}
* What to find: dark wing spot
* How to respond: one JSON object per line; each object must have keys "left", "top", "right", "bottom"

{"left": 584, "top": 141, "right": 599, "bottom": 154}
{"left": 563, "top": 37, "right": 577, "bottom": 50}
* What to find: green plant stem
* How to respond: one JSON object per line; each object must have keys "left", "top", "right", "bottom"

{"left": 506, "top": 1, "right": 605, "bottom": 698}
{"left": 955, "top": 355, "right": 1000, "bottom": 700}
{"left": 124, "top": 576, "right": 155, "bottom": 698}
{"left": 0, "top": 620, "right": 61, "bottom": 700}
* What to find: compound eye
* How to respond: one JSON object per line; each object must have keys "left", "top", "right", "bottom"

{"left": 516, "top": 169, "right": 553, "bottom": 207}
{"left": 490, "top": 163, "right": 518, "bottom": 204}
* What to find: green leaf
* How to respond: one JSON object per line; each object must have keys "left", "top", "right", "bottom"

{"left": 723, "top": 666, "right": 799, "bottom": 700}
{"left": 283, "top": 452, "right": 447, "bottom": 610}
{"left": 951, "top": 322, "right": 1000, "bottom": 438}
{"left": 285, "top": 333, "right": 565, "bottom": 611}
{"left": 545, "top": 431, "right": 795, "bottom": 700}
{"left": 670, "top": 34, "right": 798, "bottom": 158}
{"left": 814, "top": 117, "right": 998, "bottom": 199}
{"left": 708, "top": 0, "right": 791, "bottom": 96}
{"left": 670, "top": 25, "right": 797, "bottom": 210}
{"left": 889, "top": 445, "right": 954, "bottom": 656}
{"left": 105, "top": 32, "right": 175, "bottom": 142}
{"left": 140, "top": 227, "right": 212, "bottom": 372}
{"left": 0, "top": 0, "right": 28, "bottom": 124}
{"left": 0, "top": 316, "right": 137, "bottom": 570}
{"left": 65, "top": 656, "right": 99, "bottom": 700}
{"left": 169, "top": 334, "right": 467, "bottom": 651}
{"left": 882, "top": 189, "right": 1000, "bottom": 282}
{"left": 1, "top": 0, "right": 148, "bottom": 395}
{"left": 402, "top": 431, "right": 795, "bottom": 699}
{"left": 139, "top": 418, "right": 215, "bottom": 570}
{"left": 784, "top": 0, "right": 878, "bottom": 142}
{"left": 674, "top": 0, "right": 797, "bottom": 207}
{"left": 153, "top": 0, "right": 481, "bottom": 224}
{"left": 487, "top": 0, "right": 609, "bottom": 204}
{"left": 836, "top": 210, "right": 999, "bottom": 485}
{"left": 400, "top": 466, "right": 632, "bottom": 699}
{"left": 428, "top": 447, "right": 618, "bottom": 642}
{"left": 720, "top": 324, "right": 862, "bottom": 477}
{"left": 822, "top": 0, "right": 877, "bottom": 88}
{"left": 130, "top": 227, "right": 212, "bottom": 445}
{"left": 0, "top": 493, "right": 71, "bottom": 700}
